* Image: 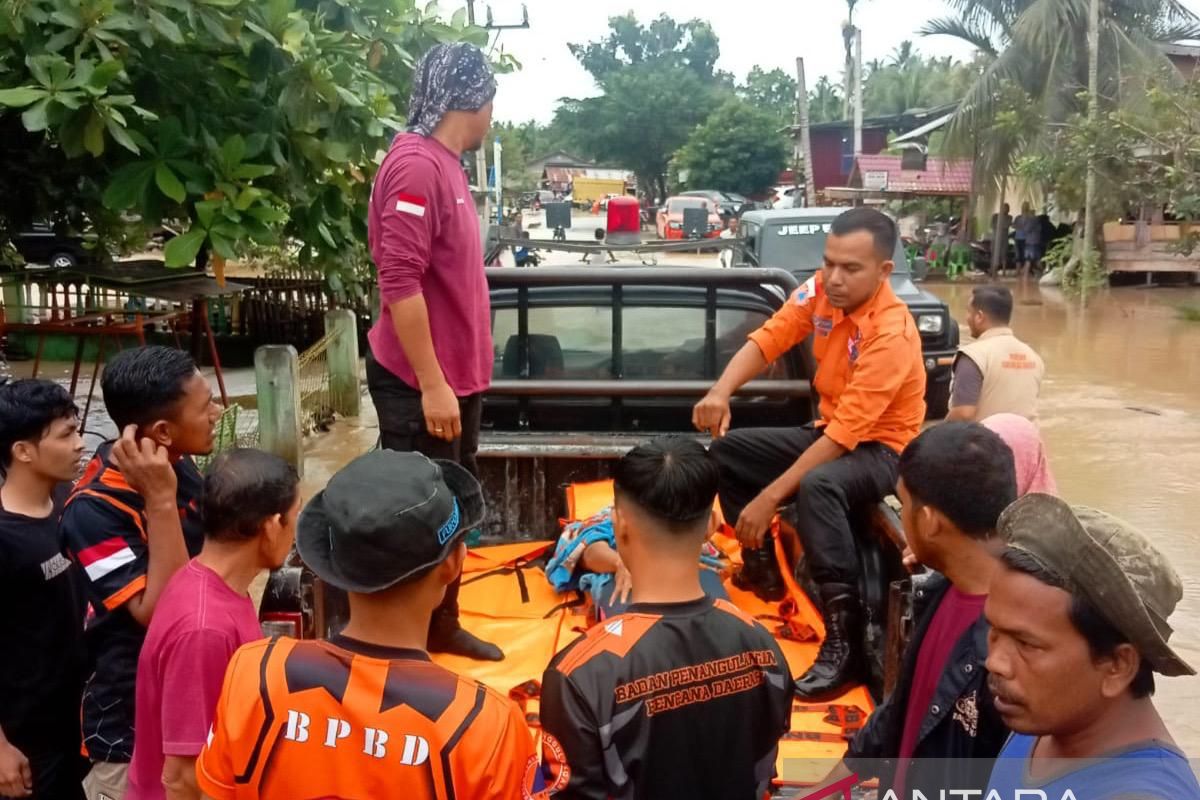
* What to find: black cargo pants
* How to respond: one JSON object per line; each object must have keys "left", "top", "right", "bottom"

{"left": 366, "top": 351, "right": 482, "bottom": 622}
{"left": 710, "top": 424, "right": 899, "bottom": 586}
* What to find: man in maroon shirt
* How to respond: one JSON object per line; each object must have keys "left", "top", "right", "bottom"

{"left": 817, "top": 422, "right": 1016, "bottom": 797}
{"left": 365, "top": 42, "right": 501, "bottom": 661}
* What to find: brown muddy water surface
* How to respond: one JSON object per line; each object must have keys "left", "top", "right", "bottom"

{"left": 932, "top": 280, "right": 1200, "bottom": 751}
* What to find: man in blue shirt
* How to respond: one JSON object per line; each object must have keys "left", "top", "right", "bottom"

{"left": 985, "top": 494, "right": 1200, "bottom": 800}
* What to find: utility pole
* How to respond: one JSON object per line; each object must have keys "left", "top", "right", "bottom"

{"left": 853, "top": 28, "right": 863, "bottom": 157}
{"left": 463, "top": 1, "right": 530, "bottom": 227}
{"left": 795, "top": 57, "right": 816, "bottom": 208}
{"left": 1081, "top": 0, "right": 1100, "bottom": 276}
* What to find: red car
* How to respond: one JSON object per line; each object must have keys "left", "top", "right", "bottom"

{"left": 656, "top": 196, "right": 723, "bottom": 240}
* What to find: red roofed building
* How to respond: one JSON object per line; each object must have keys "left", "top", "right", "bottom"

{"left": 833, "top": 154, "right": 974, "bottom": 200}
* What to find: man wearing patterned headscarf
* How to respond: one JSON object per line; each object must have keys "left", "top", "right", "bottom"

{"left": 365, "top": 42, "right": 502, "bottom": 661}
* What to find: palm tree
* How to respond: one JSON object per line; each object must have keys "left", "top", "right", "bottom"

{"left": 809, "top": 76, "right": 844, "bottom": 124}
{"left": 923, "top": 0, "right": 1200, "bottom": 257}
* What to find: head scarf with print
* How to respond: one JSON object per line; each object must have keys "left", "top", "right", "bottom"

{"left": 405, "top": 42, "right": 496, "bottom": 137}
{"left": 982, "top": 413, "right": 1057, "bottom": 496}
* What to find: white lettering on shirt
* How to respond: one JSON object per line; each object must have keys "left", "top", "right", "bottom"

{"left": 284, "top": 710, "right": 310, "bottom": 743}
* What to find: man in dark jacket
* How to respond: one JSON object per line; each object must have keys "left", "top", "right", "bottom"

{"left": 820, "top": 422, "right": 1016, "bottom": 797}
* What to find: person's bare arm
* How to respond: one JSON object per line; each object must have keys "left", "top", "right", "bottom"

{"left": 163, "top": 756, "right": 200, "bottom": 800}
{"left": 581, "top": 541, "right": 620, "bottom": 574}
{"left": 692, "top": 341, "right": 769, "bottom": 437}
{"left": 0, "top": 724, "right": 31, "bottom": 798}
{"left": 387, "top": 294, "right": 459, "bottom": 441}
{"left": 945, "top": 404, "right": 977, "bottom": 422}
{"left": 110, "top": 426, "right": 187, "bottom": 627}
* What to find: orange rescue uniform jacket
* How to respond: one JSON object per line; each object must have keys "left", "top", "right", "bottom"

{"left": 748, "top": 272, "right": 925, "bottom": 454}
{"left": 196, "top": 636, "right": 539, "bottom": 800}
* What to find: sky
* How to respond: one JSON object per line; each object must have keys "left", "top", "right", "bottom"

{"left": 486, "top": 0, "right": 1200, "bottom": 127}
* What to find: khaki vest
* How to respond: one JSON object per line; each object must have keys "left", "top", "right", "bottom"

{"left": 954, "top": 327, "right": 1045, "bottom": 420}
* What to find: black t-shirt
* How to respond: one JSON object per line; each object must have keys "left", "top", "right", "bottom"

{"left": 540, "top": 596, "right": 794, "bottom": 800}
{"left": 0, "top": 485, "right": 87, "bottom": 752}
{"left": 60, "top": 444, "right": 205, "bottom": 763}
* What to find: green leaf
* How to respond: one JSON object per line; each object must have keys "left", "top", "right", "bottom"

{"left": 450, "top": 7, "right": 466, "bottom": 27}
{"left": 322, "top": 140, "right": 351, "bottom": 162}
{"left": 163, "top": 228, "right": 207, "bottom": 267}
{"left": 197, "top": 0, "right": 243, "bottom": 6}
{"left": 221, "top": 133, "right": 245, "bottom": 168}
{"left": 208, "top": 230, "right": 236, "bottom": 260}
{"left": 199, "top": 12, "right": 235, "bottom": 44}
{"left": 316, "top": 221, "right": 336, "bottom": 248}
{"left": 0, "top": 87, "right": 48, "bottom": 107}
{"left": 147, "top": 9, "right": 184, "bottom": 45}
{"left": 26, "top": 55, "right": 58, "bottom": 87}
{"left": 243, "top": 132, "right": 269, "bottom": 159}
{"left": 247, "top": 205, "right": 289, "bottom": 224}
{"left": 195, "top": 199, "right": 222, "bottom": 229}
{"left": 45, "top": 27, "right": 79, "bottom": 53}
{"left": 103, "top": 162, "right": 155, "bottom": 210}
{"left": 83, "top": 111, "right": 105, "bottom": 155}
{"left": 103, "top": 115, "right": 140, "bottom": 153}
{"left": 21, "top": 98, "right": 51, "bottom": 131}
{"left": 334, "top": 86, "right": 364, "bottom": 107}
{"left": 234, "top": 186, "right": 262, "bottom": 211}
{"left": 232, "top": 163, "right": 274, "bottom": 179}
{"left": 155, "top": 163, "right": 186, "bottom": 202}
{"left": 281, "top": 19, "right": 308, "bottom": 55}
{"left": 243, "top": 20, "right": 279, "bottom": 46}
{"left": 89, "top": 59, "right": 124, "bottom": 90}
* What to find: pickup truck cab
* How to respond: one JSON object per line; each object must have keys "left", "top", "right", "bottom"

{"left": 263, "top": 267, "right": 910, "bottom": 704}
{"left": 733, "top": 208, "right": 958, "bottom": 417}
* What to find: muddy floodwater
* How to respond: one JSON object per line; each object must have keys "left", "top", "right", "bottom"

{"left": 931, "top": 280, "right": 1200, "bottom": 751}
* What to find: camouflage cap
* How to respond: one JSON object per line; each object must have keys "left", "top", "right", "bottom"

{"left": 998, "top": 493, "right": 1195, "bottom": 677}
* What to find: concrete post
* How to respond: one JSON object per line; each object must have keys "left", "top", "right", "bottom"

{"left": 324, "top": 309, "right": 360, "bottom": 418}
{"left": 255, "top": 345, "right": 303, "bottom": 477}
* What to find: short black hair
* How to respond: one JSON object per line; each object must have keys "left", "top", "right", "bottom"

{"left": 613, "top": 436, "right": 718, "bottom": 534}
{"left": 830, "top": 207, "right": 898, "bottom": 260}
{"left": 899, "top": 422, "right": 1017, "bottom": 539}
{"left": 1000, "top": 548, "right": 1156, "bottom": 698}
{"left": 202, "top": 448, "right": 300, "bottom": 543}
{"left": 0, "top": 379, "right": 79, "bottom": 475}
{"left": 101, "top": 346, "right": 198, "bottom": 430}
{"left": 971, "top": 285, "right": 1014, "bottom": 324}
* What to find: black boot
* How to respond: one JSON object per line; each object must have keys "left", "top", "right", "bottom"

{"left": 794, "top": 583, "right": 863, "bottom": 701}
{"left": 428, "top": 614, "right": 504, "bottom": 661}
{"left": 732, "top": 538, "right": 786, "bottom": 603}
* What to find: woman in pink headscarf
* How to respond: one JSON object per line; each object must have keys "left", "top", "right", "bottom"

{"left": 981, "top": 413, "right": 1057, "bottom": 496}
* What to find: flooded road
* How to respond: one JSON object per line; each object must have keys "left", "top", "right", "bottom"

{"left": 930, "top": 279, "right": 1200, "bottom": 750}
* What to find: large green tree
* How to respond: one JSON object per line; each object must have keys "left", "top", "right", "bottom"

{"left": 863, "top": 41, "right": 978, "bottom": 116}
{"left": 556, "top": 13, "right": 728, "bottom": 200}
{"left": 0, "top": 0, "right": 496, "bottom": 290}
{"left": 674, "top": 98, "right": 789, "bottom": 196}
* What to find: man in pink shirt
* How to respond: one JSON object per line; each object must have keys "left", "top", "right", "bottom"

{"left": 126, "top": 449, "right": 300, "bottom": 800}
{"left": 365, "top": 42, "right": 502, "bottom": 661}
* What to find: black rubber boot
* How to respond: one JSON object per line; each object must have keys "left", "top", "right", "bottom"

{"left": 794, "top": 583, "right": 864, "bottom": 701}
{"left": 428, "top": 615, "right": 505, "bottom": 661}
{"left": 732, "top": 538, "right": 786, "bottom": 603}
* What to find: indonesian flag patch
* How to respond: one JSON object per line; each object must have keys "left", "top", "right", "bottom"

{"left": 791, "top": 275, "right": 819, "bottom": 306}
{"left": 394, "top": 192, "right": 427, "bottom": 217}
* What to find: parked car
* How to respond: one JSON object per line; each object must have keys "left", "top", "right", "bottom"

{"left": 733, "top": 207, "right": 959, "bottom": 417}
{"left": 770, "top": 185, "right": 805, "bottom": 209}
{"left": 10, "top": 224, "right": 98, "bottom": 269}
{"left": 680, "top": 190, "right": 754, "bottom": 219}
{"left": 656, "top": 196, "right": 723, "bottom": 240}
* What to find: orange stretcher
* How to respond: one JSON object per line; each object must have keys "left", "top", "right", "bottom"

{"left": 431, "top": 479, "right": 874, "bottom": 788}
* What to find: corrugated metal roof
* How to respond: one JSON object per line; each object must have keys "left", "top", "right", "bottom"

{"left": 851, "top": 154, "right": 973, "bottom": 195}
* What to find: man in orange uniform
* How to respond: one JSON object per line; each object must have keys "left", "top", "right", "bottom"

{"left": 195, "top": 451, "right": 538, "bottom": 799}
{"left": 694, "top": 207, "right": 925, "bottom": 701}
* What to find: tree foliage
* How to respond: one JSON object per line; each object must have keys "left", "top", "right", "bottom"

{"left": 1019, "top": 70, "right": 1200, "bottom": 241}
{"left": 863, "top": 41, "right": 979, "bottom": 117}
{"left": 925, "top": 0, "right": 1200, "bottom": 187}
{"left": 568, "top": 12, "right": 720, "bottom": 83}
{"left": 0, "top": 0, "right": 498, "bottom": 288}
{"left": 556, "top": 14, "right": 726, "bottom": 201}
{"left": 674, "top": 99, "right": 789, "bottom": 196}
